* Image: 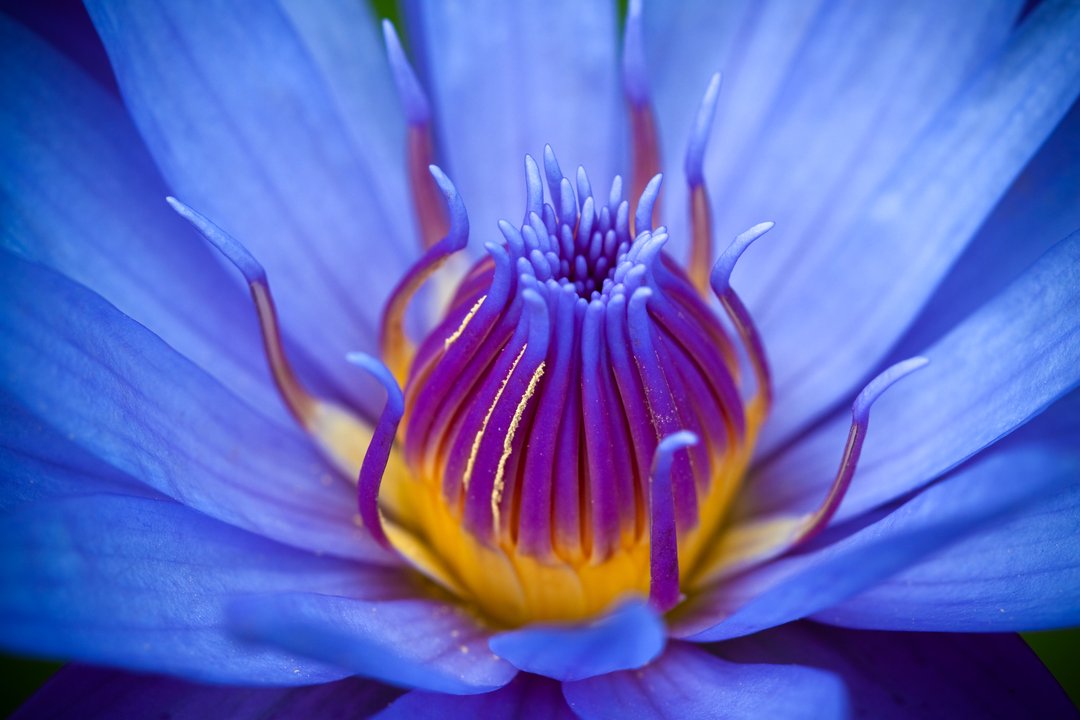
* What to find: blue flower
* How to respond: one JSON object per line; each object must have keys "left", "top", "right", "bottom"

{"left": 2, "top": 0, "right": 1079, "bottom": 717}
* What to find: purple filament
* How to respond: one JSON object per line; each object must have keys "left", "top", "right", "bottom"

{"left": 347, "top": 352, "right": 405, "bottom": 550}
{"left": 649, "top": 431, "right": 699, "bottom": 612}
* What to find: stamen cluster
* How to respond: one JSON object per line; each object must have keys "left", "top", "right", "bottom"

{"left": 399, "top": 148, "right": 748, "bottom": 571}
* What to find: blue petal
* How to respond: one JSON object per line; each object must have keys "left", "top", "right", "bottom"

{"left": 84, "top": 0, "right": 417, "bottom": 414}
{"left": 0, "top": 253, "right": 391, "bottom": 565}
{"left": 562, "top": 641, "right": 848, "bottom": 720}
{"left": 893, "top": 99, "right": 1080, "bottom": 357}
{"left": 14, "top": 665, "right": 401, "bottom": 720}
{"left": 226, "top": 593, "right": 517, "bottom": 695}
{"left": 0, "top": 17, "right": 288, "bottom": 422}
{"left": 714, "top": 623, "right": 1076, "bottom": 719}
{"left": 403, "top": 0, "right": 622, "bottom": 241}
{"left": 488, "top": 599, "right": 665, "bottom": 681}
{"left": 746, "top": 229, "right": 1080, "bottom": 525}
{"left": 813, "top": 393, "right": 1080, "bottom": 631}
{"left": 373, "top": 674, "right": 573, "bottom": 720}
{"left": 678, "top": 437, "right": 1078, "bottom": 641}
{"left": 0, "top": 394, "right": 153, "bottom": 512}
{"left": 646, "top": 1, "right": 1019, "bottom": 258}
{"left": 0, "top": 494, "right": 413, "bottom": 685}
{"left": 753, "top": 0, "right": 1080, "bottom": 450}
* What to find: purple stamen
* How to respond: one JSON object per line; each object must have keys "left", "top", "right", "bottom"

{"left": 167, "top": 197, "right": 315, "bottom": 425}
{"left": 795, "top": 356, "right": 930, "bottom": 544}
{"left": 649, "top": 431, "right": 699, "bottom": 612}
{"left": 710, "top": 222, "right": 776, "bottom": 408}
{"left": 634, "top": 173, "right": 663, "bottom": 237}
{"left": 379, "top": 165, "right": 469, "bottom": 380}
{"left": 347, "top": 352, "right": 404, "bottom": 550}
{"left": 684, "top": 73, "right": 722, "bottom": 189}
{"left": 383, "top": 20, "right": 445, "bottom": 250}
{"left": 622, "top": 0, "right": 661, "bottom": 216}
{"left": 382, "top": 20, "right": 429, "bottom": 126}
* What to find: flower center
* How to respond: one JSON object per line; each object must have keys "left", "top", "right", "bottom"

{"left": 373, "top": 150, "right": 765, "bottom": 626}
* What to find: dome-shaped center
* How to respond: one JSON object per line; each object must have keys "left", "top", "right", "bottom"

{"left": 374, "top": 149, "right": 765, "bottom": 626}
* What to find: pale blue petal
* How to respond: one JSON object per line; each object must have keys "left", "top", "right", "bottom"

{"left": 14, "top": 665, "right": 400, "bottom": 720}
{"left": 0, "top": 393, "right": 152, "bottom": 512}
{"left": 227, "top": 592, "right": 517, "bottom": 695}
{"left": 0, "top": 253, "right": 391, "bottom": 564}
{"left": 84, "top": 0, "right": 417, "bottom": 414}
{"left": 0, "top": 17, "right": 287, "bottom": 422}
{"left": 715, "top": 623, "right": 1076, "bottom": 719}
{"left": 0, "top": 494, "right": 413, "bottom": 685}
{"left": 813, "top": 394, "right": 1080, "bottom": 631}
{"left": 563, "top": 641, "right": 848, "bottom": 720}
{"left": 374, "top": 674, "right": 573, "bottom": 720}
{"left": 754, "top": 0, "right": 1080, "bottom": 448}
{"left": 893, "top": 100, "right": 1080, "bottom": 356}
{"left": 678, "top": 442, "right": 1078, "bottom": 641}
{"left": 644, "top": 1, "right": 1018, "bottom": 256}
{"left": 403, "top": 0, "right": 622, "bottom": 242}
{"left": 488, "top": 600, "right": 665, "bottom": 681}
{"left": 746, "top": 230, "right": 1080, "bottom": 524}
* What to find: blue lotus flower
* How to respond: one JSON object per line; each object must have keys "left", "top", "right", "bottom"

{"left": 2, "top": 0, "right": 1079, "bottom": 717}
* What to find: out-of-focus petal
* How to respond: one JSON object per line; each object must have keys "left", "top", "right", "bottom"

{"left": 83, "top": 0, "right": 417, "bottom": 414}
{"left": 562, "top": 641, "right": 848, "bottom": 720}
{"left": 755, "top": 0, "right": 1080, "bottom": 449}
{"left": 677, "top": 439, "right": 1077, "bottom": 641}
{"left": 403, "top": 0, "right": 622, "bottom": 241}
{"left": 0, "top": 253, "right": 391, "bottom": 564}
{"left": 374, "top": 674, "right": 573, "bottom": 720}
{"left": 0, "top": 16, "right": 290, "bottom": 421}
{"left": 746, "top": 229, "right": 1080, "bottom": 523}
{"left": 714, "top": 623, "right": 1076, "bottom": 719}
{"left": 646, "top": 1, "right": 1018, "bottom": 256}
{"left": 488, "top": 600, "right": 664, "bottom": 681}
{"left": 0, "top": 494, "right": 413, "bottom": 685}
{"left": 226, "top": 592, "right": 517, "bottom": 695}
{"left": 13, "top": 665, "right": 401, "bottom": 720}
{"left": 892, "top": 100, "right": 1080, "bottom": 357}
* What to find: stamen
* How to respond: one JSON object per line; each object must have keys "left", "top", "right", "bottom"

{"left": 695, "top": 356, "right": 930, "bottom": 587}
{"left": 622, "top": 0, "right": 661, "bottom": 230}
{"left": 383, "top": 20, "right": 446, "bottom": 249}
{"left": 649, "top": 431, "right": 698, "bottom": 612}
{"left": 710, "top": 222, "right": 775, "bottom": 411}
{"left": 795, "top": 356, "right": 930, "bottom": 544}
{"left": 167, "top": 197, "right": 373, "bottom": 478}
{"left": 379, "top": 165, "right": 469, "bottom": 382}
{"left": 167, "top": 198, "right": 313, "bottom": 423}
{"left": 347, "top": 352, "right": 404, "bottom": 550}
{"left": 685, "top": 73, "right": 722, "bottom": 293}
{"left": 634, "top": 174, "right": 663, "bottom": 238}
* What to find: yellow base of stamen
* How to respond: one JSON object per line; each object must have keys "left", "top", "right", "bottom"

{"left": 376, "top": 401, "right": 765, "bottom": 627}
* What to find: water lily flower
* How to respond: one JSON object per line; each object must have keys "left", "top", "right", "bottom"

{"left": 3, "top": 0, "right": 1080, "bottom": 717}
